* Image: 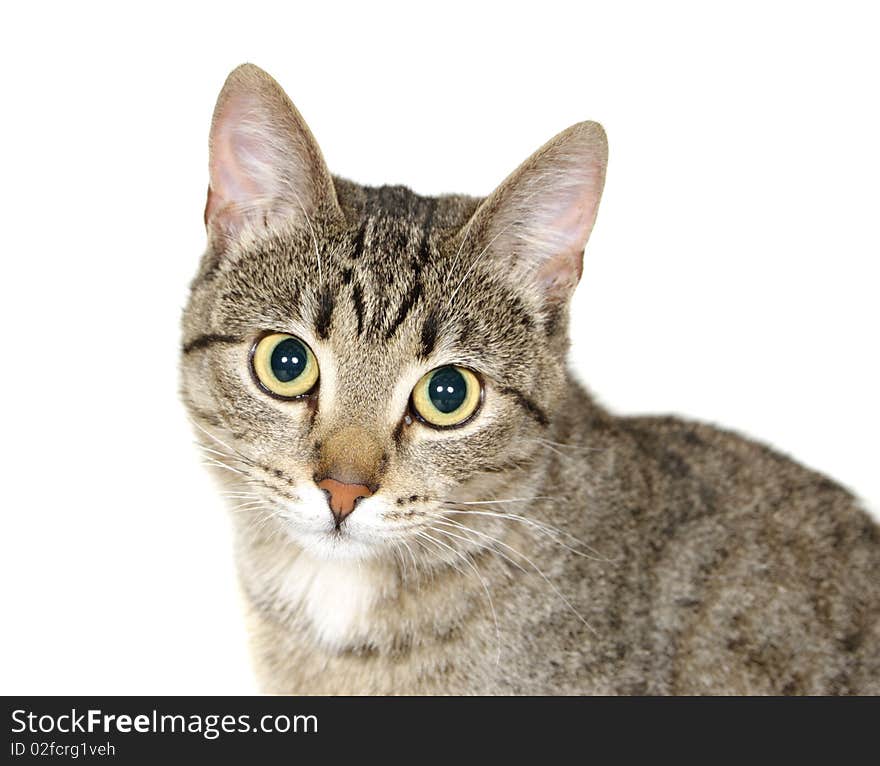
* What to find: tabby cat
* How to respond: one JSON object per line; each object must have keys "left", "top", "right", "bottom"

{"left": 181, "top": 64, "right": 880, "bottom": 694}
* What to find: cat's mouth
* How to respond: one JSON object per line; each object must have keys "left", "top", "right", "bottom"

{"left": 278, "top": 488, "right": 394, "bottom": 562}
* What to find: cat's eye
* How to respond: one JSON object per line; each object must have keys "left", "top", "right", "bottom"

{"left": 250, "top": 333, "right": 319, "bottom": 399}
{"left": 411, "top": 365, "right": 482, "bottom": 428}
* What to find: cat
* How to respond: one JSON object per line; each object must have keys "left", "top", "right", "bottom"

{"left": 180, "top": 64, "right": 880, "bottom": 694}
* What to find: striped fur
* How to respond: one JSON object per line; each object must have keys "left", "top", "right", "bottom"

{"left": 180, "top": 65, "right": 880, "bottom": 695}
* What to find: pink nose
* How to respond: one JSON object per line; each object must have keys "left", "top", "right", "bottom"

{"left": 317, "top": 478, "right": 373, "bottom": 523}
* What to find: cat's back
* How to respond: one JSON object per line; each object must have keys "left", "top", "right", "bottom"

{"left": 604, "top": 410, "right": 880, "bottom": 693}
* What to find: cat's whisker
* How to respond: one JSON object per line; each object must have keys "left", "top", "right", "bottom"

{"left": 531, "top": 437, "right": 606, "bottom": 453}
{"left": 247, "top": 508, "right": 288, "bottom": 535}
{"left": 189, "top": 417, "right": 257, "bottom": 467}
{"left": 195, "top": 445, "right": 252, "bottom": 469}
{"left": 197, "top": 451, "right": 258, "bottom": 479}
{"left": 201, "top": 457, "right": 250, "bottom": 478}
{"left": 384, "top": 539, "right": 404, "bottom": 578}
{"left": 266, "top": 525, "right": 290, "bottom": 547}
{"left": 233, "top": 510, "right": 277, "bottom": 522}
{"left": 228, "top": 500, "right": 273, "bottom": 512}
{"left": 418, "top": 529, "right": 503, "bottom": 666}
{"left": 529, "top": 440, "right": 571, "bottom": 461}
{"left": 448, "top": 496, "right": 552, "bottom": 506}
{"left": 428, "top": 516, "right": 598, "bottom": 638}
{"left": 410, "top": 538, "right": 441, "bottom": 584}
{"left": 195, "top": 443, "right": 243, "bottom": 461}
{"left": 438, "top": 504, "right": 616, "bottom": 563}
{"left": 390, "top": 541, "right": 410, "bottom": 583}
{"left": 395, "top": 542, "right": 409, "bottom": 580}
{"left": 233, "top": 502, "right": 276, "bottom": 517}
{"left": 521, "top": 438, "right": 607, "bottom": 465}
{"left": 227, "top": 497, "right": 268, "bottom": 507}
{"left": 414, "top": 531, "right": 465, "bottom": 578}
{"left": 442, "top": 501, "right": 617, "bottom": 563}
{"left": 231, "top": 511, "right": 275, "bottom": 521}
{"left": 429, "top": 519, "right": 527, "bottom": 575}
{"left": 226, "top": 500, "right": 271, "bottom": 510}
{"left": 399, "top": 538, "right": 421, "bottom": 583}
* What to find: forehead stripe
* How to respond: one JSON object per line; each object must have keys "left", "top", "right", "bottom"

{"left": 182, "top": 333, "right": 242, "bottom": 354}
{"left": 351, "top": 280, "right": 366, "bottom": 336}
{"left": 314, "top": 286, "right": 335, "bottom": 339}
{"left": 385, "top": 259, "right": 422, "bottom": 340}
{"left": 419, "top": 310, "right": 439, "bottom": 359}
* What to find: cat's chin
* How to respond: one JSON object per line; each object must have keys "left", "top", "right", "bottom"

{"left": 279, "top": 515, "right": 396, "bottom": 563}
{"left": 290, "top": 528, "right": 385, "bottom": 563}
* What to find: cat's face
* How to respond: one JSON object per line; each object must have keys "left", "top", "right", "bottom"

{"left": 181, "top": 65, "right": 606, "bottom": 562}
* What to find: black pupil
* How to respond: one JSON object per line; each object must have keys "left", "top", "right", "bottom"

{"left": 270, "top": 338, "right": 307, "bottom": 382}
{"left": 428, "top": 367, "right": 468, "bottom": 413}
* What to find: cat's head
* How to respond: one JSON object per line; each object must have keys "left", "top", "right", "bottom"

{"left": 181, "top": 64, "right": 606, "bottom": 562}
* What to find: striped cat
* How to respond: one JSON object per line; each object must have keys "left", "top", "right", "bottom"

{"left": 181, "top": 64, "right": 880, "bottom": 694}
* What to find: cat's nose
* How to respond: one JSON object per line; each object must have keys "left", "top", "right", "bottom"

{"left": 316, "top": 477, "right": 373, "bottom": 524}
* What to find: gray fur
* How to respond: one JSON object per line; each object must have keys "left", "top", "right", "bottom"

{"left": 181, "top": 65, "right": 880, "bottom": 694}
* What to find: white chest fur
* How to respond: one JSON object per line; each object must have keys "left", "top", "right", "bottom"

{"left": 277, "top": 554, "right": 385, "bottom": 650}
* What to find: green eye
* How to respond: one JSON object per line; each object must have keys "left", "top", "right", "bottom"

{"left": 251, "top": 333, "right": 319, "bottom": 398}
{"left": 411, "top": 365, "right": 482, "bottom": 428}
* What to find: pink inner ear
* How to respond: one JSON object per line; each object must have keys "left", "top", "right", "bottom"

{"left": 531, "top": 185, "right": 600, "bottom": 297}
{"left": 477, "top": 122, "right": 607, "bottom": 305}
{"left": 207, "top": 101, "right": 272, "bottom": 228}
{"left": 536, "top": 247, "right": 584, "bottom": 295}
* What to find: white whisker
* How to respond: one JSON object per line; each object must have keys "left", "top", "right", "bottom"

{"left": 440, "top": 503, "right": 615, "bottom": 562}
{"left": 428, "top": 515, "right": 597, "bottom": 638}
{"left": 420, "top": 529, "right": 502, "bottom": 665}
{"left": 202, "top": 458, "right": 249, "bottom": 477}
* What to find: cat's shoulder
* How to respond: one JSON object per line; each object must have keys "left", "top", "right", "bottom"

{"left": 619, "top": 413, "right": 848, "bottom": 493}
{"left": 612, "top": 411, "right": 878, "bottom": 550}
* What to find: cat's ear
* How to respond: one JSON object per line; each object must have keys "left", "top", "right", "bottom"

{"left": 462, "top": 122, "right": 607, "bottom": 304}
{"left": 205, "top": 63, "right": 342, "bottom": 240}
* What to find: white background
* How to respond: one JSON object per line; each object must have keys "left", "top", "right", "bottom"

{"left": 1, "top": 2, "right": 877, "bottom": 694}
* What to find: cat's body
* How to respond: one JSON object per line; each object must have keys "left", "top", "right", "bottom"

{"left": 182, "top": 65, "right": 880, "bottom": 695}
